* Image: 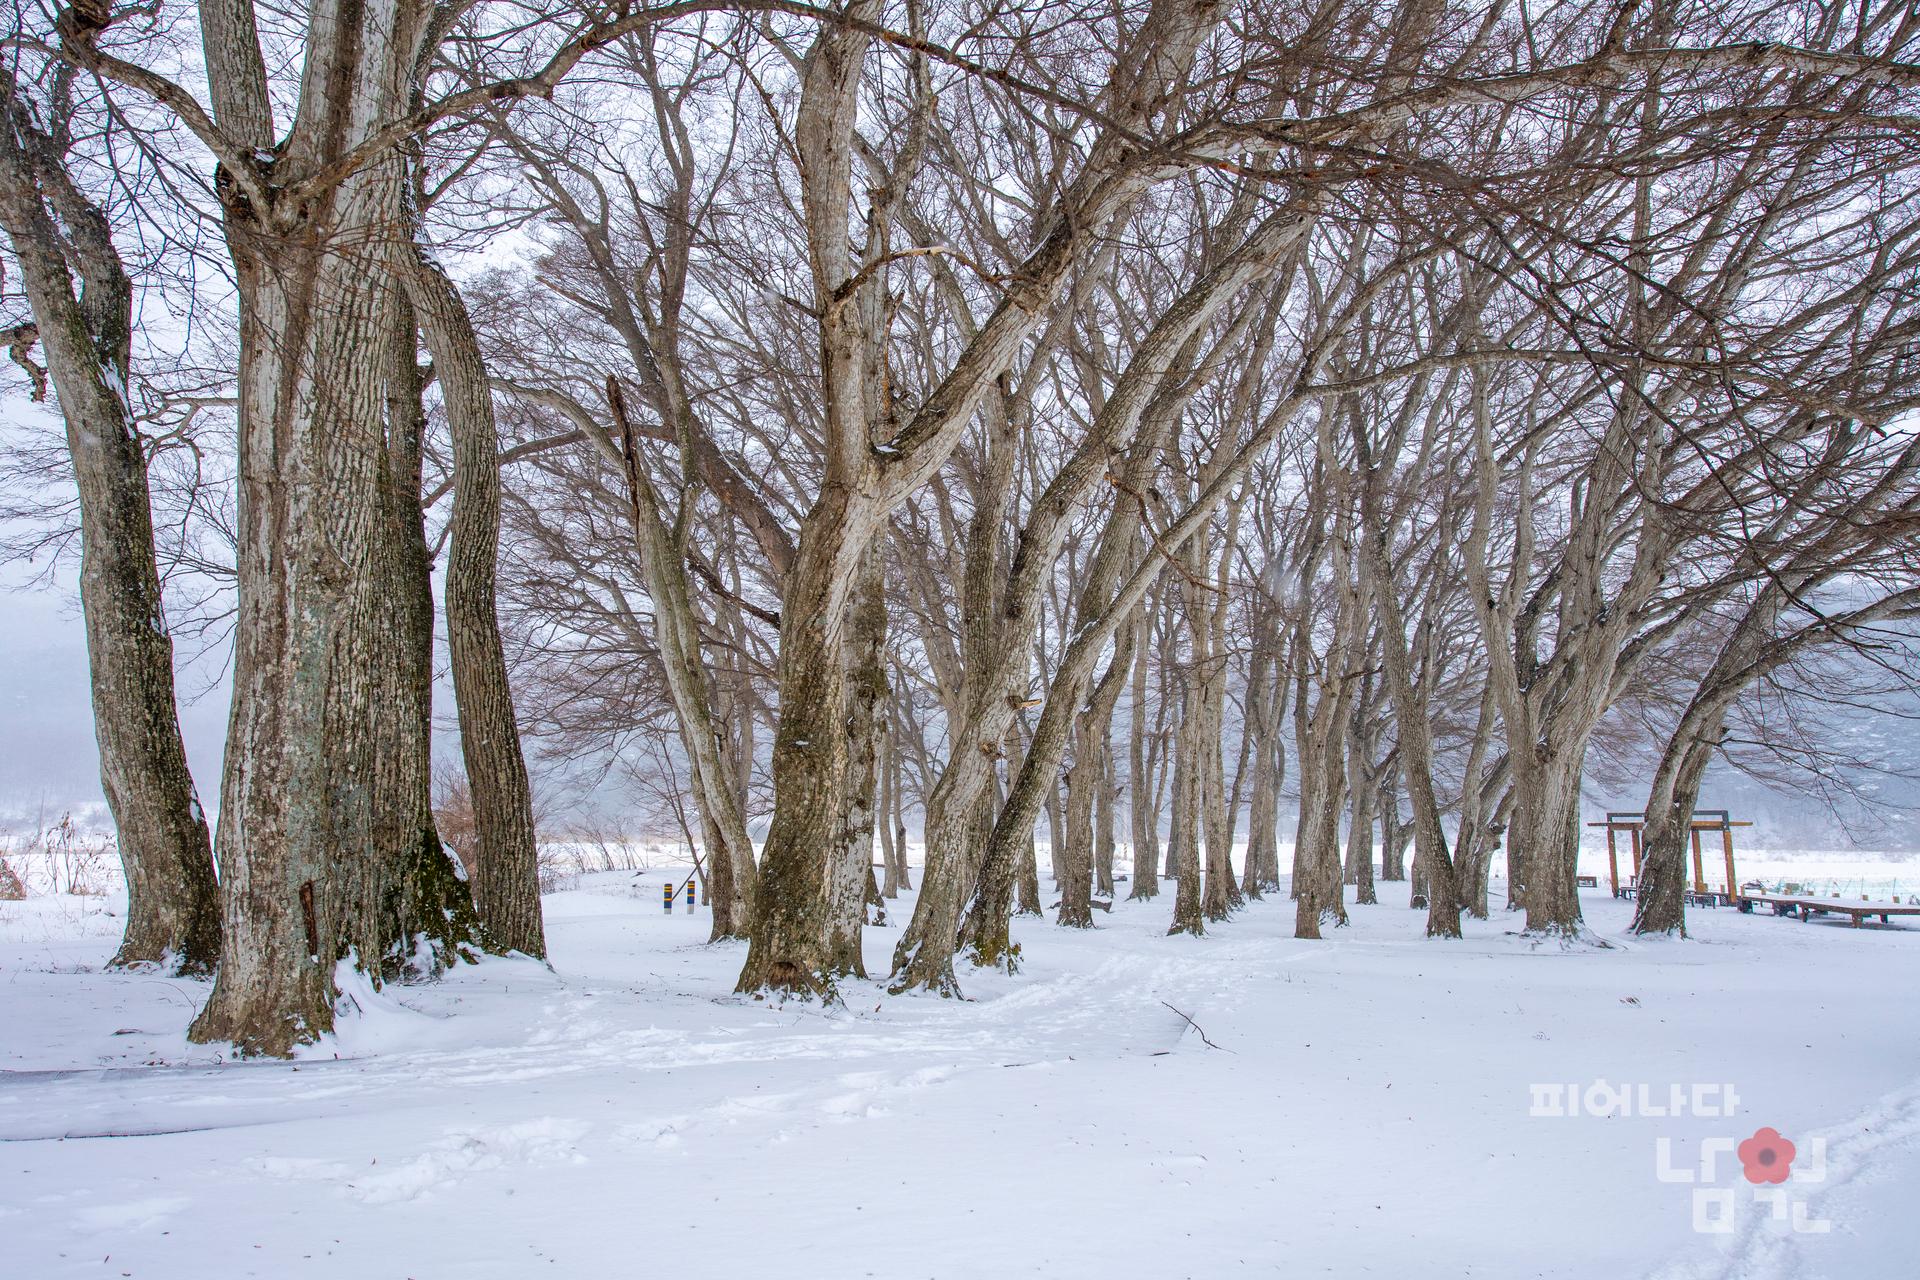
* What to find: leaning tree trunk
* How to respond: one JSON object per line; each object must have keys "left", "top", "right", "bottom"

{"left": 1291, "top": 586, "right": 1357, "bottom": 936}
{"left": 0, "top": 79, "right": 218, "bottom": 974}
{"left": 1357, "top": 483, "right": 1461, "bottom": 940}
{"left": 735, "top": 498, "right": 864, "bottom": 994}
{"left": 878, "top": 729, "right": 901, "bottom": 898}
{"left": 601, "top": 381, "right": 759, "bottom": 941}
{"left": 1061, "top": 620, "right": 1132, "bottom": 926}
{"left": 1343, "top": 688, "right": 1377, "bottom": 906}
{"left": 1377, "top": 769, "right": 1407, "bottom": 882}
{"left": 1239, "top": 643, "right": 1277, "bottom": 900}
{"left": 1167, "top": 687, "right": 1206, "bottom": 937}
{"left": 411, "top": 251, "right": 545, "bottom": 959}
{"left": 373, "top": 289, "right": 485, "bottom": 979}
{"left": 1634, "top": 586, "right": 1784, "bottom": 936}
{"left": 1193, "top": 515, "right": 1243, "bottom": 921}
{"left": 1095, "top": 745, "right": 1118, "bottom": 899}
{"left": 1127, "top": 609, "right": 1162, "bottom": 900}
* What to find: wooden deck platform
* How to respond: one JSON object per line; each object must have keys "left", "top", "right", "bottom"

{"left": 1738, "top": 893, "right": 1920, "bottom": 927}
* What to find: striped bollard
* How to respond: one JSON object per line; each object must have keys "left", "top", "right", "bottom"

{"left": 686, "top": 879, "right": 696, "bottom": 913}
{"left": 663, "top": 882, "right": 673, "bottom": 914}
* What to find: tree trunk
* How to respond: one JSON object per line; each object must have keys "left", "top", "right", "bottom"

{"left": 1377, "top": 771, "right": 1407, "bottom": 882}
{"left": 1240, "top": 643, "right": 1277, "bottom": 900}
{"left": 878, "top": 727, "right": 901, "bottom": 899}
{"left": 1343, "top": 692, "right": 1377, "bottom": 906}
{"left": 1127, "top": 612, "right": 1162, "bottom": 900}
{"left": 192, "top": 140, "right": 480, "bottom": 1053}
{"left": 824, "top": 551, "right": 887, "bottom": 977}
{"left": 1512, "top": 751, "right": 1587, "bottom": 936}
{"left": 0, "top": 77, "right": 218, "bottom": 974}
{"left": 602, "top": 382, "right": 758, "bottom": 942}
{"left": 375, "top": 290, "right": 484, "bottom": 980}
{"left": 1095, "top": 744, "right": 1118, "bottom": 899}
{"left": 1167, "top": 687, "right": 1205, "bottom": 936}
{"left": 750, "top": 0, "right": 1223, "bottom": 998}
{"left": 735, "top": 498, "right": 864, "bottom": 995}
{"left": 411, "top": 251, "right": 545, "bottom": 959}
{"left": 1634, "top": 586, "right": 1785, "bottom": 936}
{"left": 1062, "top": 621, "right": 1132, "bottom": 924}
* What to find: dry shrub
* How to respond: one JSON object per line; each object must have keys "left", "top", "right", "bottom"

{"left": 432, "top": 763, "right": 481, "bottom": 883}
{"left": 4, "top": 814, "right": 117, "bottom": 896}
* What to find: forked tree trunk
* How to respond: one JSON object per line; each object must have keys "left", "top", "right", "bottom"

{"left": 191, "top": 97, "right": 483, "bottom": 1052}
{"left": 0, "top": 76, "right": 218, "bottom": 973}
{"left": 891, "top": 191, "right": 1312, "bottom": 992}
{"left": 1359, "top": 504, "right": 1460, "bottom": 939}
{"left": 1290, "top": 743, "right": 1349, "bottom": 939}
{"left": 1291, "top": 549, "right": 1358, "bottom": 934}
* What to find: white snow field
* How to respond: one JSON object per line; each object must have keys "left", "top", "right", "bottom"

{"left": 4, "top": 865, "right": 1919, "bottom": 1279}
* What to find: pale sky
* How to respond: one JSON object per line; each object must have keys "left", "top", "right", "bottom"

{"left": 0, "top": 558, "right": 232, "bottom": 828}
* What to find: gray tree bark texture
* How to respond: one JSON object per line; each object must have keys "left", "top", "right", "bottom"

{"left": 0, "top": 71, "right": 219, "bottom": 974}
{"left": 136, "top": 0, "right": 483, "bottom": 1055}
{"left": 1127, "top": 611, "right": 1162, "bottom": 901}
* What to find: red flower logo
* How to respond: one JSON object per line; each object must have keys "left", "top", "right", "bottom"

{"left": 1737, "top": 1127, "right": 1796, "bottom": 1185}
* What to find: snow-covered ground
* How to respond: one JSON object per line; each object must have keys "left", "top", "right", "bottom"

{"left": 4, "top": 862, "right": 1918, "bottom": 1279}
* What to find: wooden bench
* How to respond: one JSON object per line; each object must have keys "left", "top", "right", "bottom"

{"left": 1576, "top": 874, "right": 1599, "bottom": 888}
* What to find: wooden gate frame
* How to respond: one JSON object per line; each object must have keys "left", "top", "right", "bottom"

{"left": 1586, "top": 810, "right": 1751, "bottom": 899}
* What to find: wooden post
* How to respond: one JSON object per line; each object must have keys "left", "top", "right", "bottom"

{"left": 1690, "top": 827, "right": 1706, "bottom": 894}
{"left": 1606, "top": 826, "right": 1620, "bottom": 897}
{"left": 1721, "top": 824, "right": 1737, "bottom": 902}
{"left": 1629, "top": 826, "right": 1643, "bottom": 883}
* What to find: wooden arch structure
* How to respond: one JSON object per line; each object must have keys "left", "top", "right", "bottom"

{"left": 1587, "top": 810, "right": 1753, "bottom": 902}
